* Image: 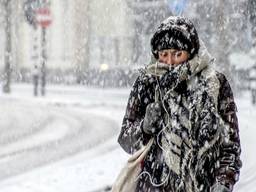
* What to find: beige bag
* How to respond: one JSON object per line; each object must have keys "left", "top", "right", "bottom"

{"left": 111, "top": 138, "right": 154, "bottom": 192}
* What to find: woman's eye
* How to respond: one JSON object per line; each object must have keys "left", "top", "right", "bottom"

{"left": 161, "top": 52, "right": 168, "bottom": 57}
{"left": 176, "top": 51, "right": 182, "bottom": 57}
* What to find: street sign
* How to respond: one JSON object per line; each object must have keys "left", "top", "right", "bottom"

{"left": 24, "top": 0, "right": 52, "bottom": 28}
{"left": 36, "top": 7, "right": 52, "bottom": 28}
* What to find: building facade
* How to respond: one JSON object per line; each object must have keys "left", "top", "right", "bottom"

{"left": 0, "top": 0, "right": 135, "bottom": 76}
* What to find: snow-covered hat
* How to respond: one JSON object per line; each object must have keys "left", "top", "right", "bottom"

{"left": 151, "top": 16, "right": 200, "bottom": 60}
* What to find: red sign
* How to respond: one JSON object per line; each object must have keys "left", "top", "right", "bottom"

{"left": 36, "top": 7, "right": 52, "bottom": 28}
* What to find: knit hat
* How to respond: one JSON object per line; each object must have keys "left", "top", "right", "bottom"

{"left": 151, "top": 16, "right": 200, "bottom": 60}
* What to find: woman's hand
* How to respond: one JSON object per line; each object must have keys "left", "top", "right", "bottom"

{"left": 142, "top": 102, "right": 164, "bottom": 135}
{"left": 211, "top": 182, "right": 232, "bottom": 192}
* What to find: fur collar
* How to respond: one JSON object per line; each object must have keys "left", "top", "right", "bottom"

{"left": 145, "top": 40, "right": 215, "bottom": 78}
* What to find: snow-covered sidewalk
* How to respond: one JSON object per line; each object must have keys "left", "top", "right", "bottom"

{"left": 0, "top": 84, "right": 130, "bottom": 192}
{"left": 0, "top": 84, "right": 255, "bottom": 192}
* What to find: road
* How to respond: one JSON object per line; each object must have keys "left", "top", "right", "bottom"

{"left": 0, "top": 84, "right": 255, "bottom": 192}
{"left": 0, "top": 84, "right": 125, "bottom": 182}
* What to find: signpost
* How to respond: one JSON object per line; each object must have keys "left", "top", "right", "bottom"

{"left": 24, "top": 0, "right": 52, "bottom": 96}
{"left": 37, "top": 6, "right": 52, "bottom": 96}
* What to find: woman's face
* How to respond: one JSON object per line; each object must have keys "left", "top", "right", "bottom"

{"left": 158, "top": 49, "right": 189, "bottom": 66}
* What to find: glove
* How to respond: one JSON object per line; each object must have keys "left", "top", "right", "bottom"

{"left": 159, "top": 61, "right": 189, "bottom": 90}
{"left": 211, "top": 182, "right": 232, "bottom": 192}
{"left": 142, "top": 102, "right": 164, "bottom": 135}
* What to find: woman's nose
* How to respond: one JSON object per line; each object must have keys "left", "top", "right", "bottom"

{"left": 166, "top": 53, "right": 173, "bottom": 64}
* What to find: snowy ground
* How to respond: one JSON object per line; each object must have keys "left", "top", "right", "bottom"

{"left": 0, "top": 83, "right": 255, "bottom": 192}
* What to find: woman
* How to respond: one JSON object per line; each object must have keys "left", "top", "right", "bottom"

{"left": 118, "top": 16, "right": 242, "bottom": 192}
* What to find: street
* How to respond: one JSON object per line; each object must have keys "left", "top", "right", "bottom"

{"left": 0, "top": 84, "right": 255, "bottom": 192}
{"left": 0, "top": 96, "right": 118, "bottom": 181}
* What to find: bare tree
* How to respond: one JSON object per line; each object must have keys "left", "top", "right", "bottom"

{"left": 2, "top": 0, "right": 12, "bottom": 93}
{"left": 248, "top": 0, "right": 256, "bottom": 48}
{"left": 73, "top": 0, "right": 90, "bottom": 83}
{"left": 216, "top": 0, "right": 230, "bottom": 74}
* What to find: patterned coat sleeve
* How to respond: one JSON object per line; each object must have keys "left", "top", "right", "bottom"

{"left": 118, "top": 75, "right": 153, "bottom": 154}
{"left": 216, "top": 73, "right": 242, "bottom": 188}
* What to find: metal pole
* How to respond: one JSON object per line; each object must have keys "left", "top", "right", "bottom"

{"left": 41, "top": 27, "right": 46, "bottom": 96}
{"left": 3, "top": 0, "right": 11, "bottom": 93}
{"left": 32, "top": 27, "right": 39, "bottom": 96}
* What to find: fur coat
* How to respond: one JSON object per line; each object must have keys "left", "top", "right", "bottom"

{"left": 118, "top": 44, "right": 242, "bottom": 192}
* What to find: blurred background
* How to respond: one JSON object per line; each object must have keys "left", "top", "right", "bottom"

{"left": 0, "top": 0, "right": 255, "bottom": 192}
{"left": 0, "top": 0, "right": 255, "bottom": 92}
